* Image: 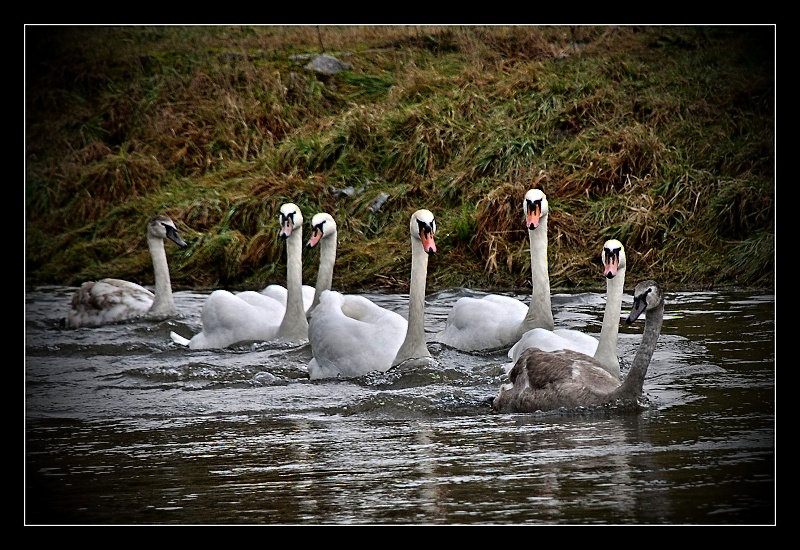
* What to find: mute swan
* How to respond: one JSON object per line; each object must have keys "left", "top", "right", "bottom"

{"left": 65, "top": 214, "right": 188, "bottom": 328}
{"left": 508, "top": 239, "right": 627, "bottom": 379}
{"left": 307, "top": 209, "right": 437, "bottom": 380}
{"left": 169, "top": 203, "right": 309, "bottom": 349}
{"left": 493, "top": 280, "right": 665, "bottom": 413}
{"left": 434, "top": 188, "right": 554, "bottom": 352}
{"left": 239, "top": 212, "right": 336, "bottom": 317}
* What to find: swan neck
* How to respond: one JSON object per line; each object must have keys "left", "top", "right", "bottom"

{"left": 521, "top": 215, "right": 554, "bottom": 333}
{"left": 311, "top": 238, "right": 337, "bottom": 312}
{"left": 592, "top": 265, "right": 625, "bottom": 378}
{"left": 392, "top": 239, "right": 431, "bottom": 366}
{"left": 278, "top": 227, "right": 309, "bottom": 341}
{"left": 611, "top": 300, "right": 664, "bottom": 400}
{"left": 147, "top": 236, "right": 175, "bottom": 315}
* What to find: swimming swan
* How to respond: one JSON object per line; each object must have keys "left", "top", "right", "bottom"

{"left": 493, "top": 280, "right": 665, "bottom": 413}
{"left": 170, "top": 203, "right": 309, "bottom": 349}
{"left": 434, "top": 188, "right": 554, "bottom": 352}
{"left": 508, "top": 239, "right": 627, "bottom": 379}
{"left": 307, "top": 209, "right": 436, "bottom": 380}
{"left": 237, "top": 212, "right": 337, "bottom": 318}
{"left": 65, "top": 214, "right": 188, "bottom": 328}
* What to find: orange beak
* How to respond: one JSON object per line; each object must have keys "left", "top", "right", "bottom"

{"left": 421, "top": 231, "right": 436, "bottom": 254}
{"left": 307, "top": 228, "right": 322, "bottom": 248}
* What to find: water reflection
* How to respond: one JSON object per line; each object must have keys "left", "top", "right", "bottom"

{"left": 25, "top": 286, "right": 774, "bottom": 524}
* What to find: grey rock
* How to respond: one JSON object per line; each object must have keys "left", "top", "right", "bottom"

{"left": 305, "top": 54, "right": 352, "bottom": 75}
{"left": 369, "top": 192, "right": 390, "bottom": 213}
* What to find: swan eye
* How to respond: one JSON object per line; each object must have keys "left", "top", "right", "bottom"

{"left": 633, "top": 287, "right": 652, "bottom": 307}
{"left": 313, "top": 221, "right": 325, "bottom": 237}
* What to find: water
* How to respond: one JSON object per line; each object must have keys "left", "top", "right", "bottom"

{"left": 25, "top": 286, "right": 775, "bottom": 525}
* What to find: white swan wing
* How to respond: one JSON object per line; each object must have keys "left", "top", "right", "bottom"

{"left": 260, "top": 284, "right": 316, "bottom": 312}
{"left": 435, "top": 294, "right": 528, "bottom": 352}
{"left": 184, "top": 290, "right": 283, "bottom": 349}
{"left": 553, "top": 328, "right": 599, "bottom": 354}
{"left": 308, "top": 291, "right": 406, "bottom": 379}
{"left": 237, "top": 290, "right": 286, "bottom": 313}
{"left": 508, "top": 327, "right": 599, "bottom": 363}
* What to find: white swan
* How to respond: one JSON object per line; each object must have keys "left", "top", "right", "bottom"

{"left": 170, "top": 203, "right": 309, "bottom": 349}
{"left": 240, "top": 212, "right": 336, "bottom": 317}
{"left": 307, "top": 209, "right": 436, "bottom": 380}
{"left": 508, "top": 239, "right": 627, "bottom": 379}
{"left": 434, "top": 188, "right": 554, "bottom": 352}
{"left": 493, "top": 279, "right": 665, "bottom": 413}
{"left": 65, "top": 214, "right": 188, "bottom": 328}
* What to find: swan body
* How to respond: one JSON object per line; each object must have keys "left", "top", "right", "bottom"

{"left": 435, "top": 189, "right": 554, "bottom": 352}
{"left": 170, "top": 203, "right": 310, "bottom": 349}
{"left": 235, "top": 212, "right": 336, "bottom": 318}
{"left": 493, "top": 280, "right": 665, "bottom": 413}
{"left": 308, "top": 209, "right": 436, "bottom": 380}
{"left": 65, "top": 215, "right": 188, "bottom": 328}
{"left": 508, "top": 239, "right": 627, "bottom": 378}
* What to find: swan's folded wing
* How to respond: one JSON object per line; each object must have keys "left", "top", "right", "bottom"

{"left": 509, "top": 327, "right": 599, "bottom": 362}
{"left": 194, "top": 290, "right": 283, "bottom": 348}
{"left": 436, "top": 295, "right": 527, "bottom": 351}
{"left": 76, "top": 279, "right": 154, "bottom": 310}
{"left": 261, "top": 284, "right": 316, "bottom": 312}
{"left": 68, "top": 279, "right": 154, "bottom": 327}
{"left": 236, "top": 290, "right": 285, "bottom": 314}
{"left": 309, "top": 293, "right": 406, "bottom": 379}
{"left": 552, "top": 328, "right": 599, "bottom": 355}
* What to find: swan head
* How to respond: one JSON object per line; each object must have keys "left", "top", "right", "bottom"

{"left": 625, "top": 280, "right": 663, "bottom": 324}
{"left": 279, "top": 203, "right": 304, "bottom": 239}
{"left": 411, "top": 209, "right": 437, "bottom": 254}
{"left": 148, "top": 215, "right": 188, "bottom": 248}
{"left": 307, "top": 213, "right": 337, "bottom": 248}
{"left": 601, "top": 239, "right": 625, "bottom": 279}
{"left": 524, "top": 189, "right": 549, "bottom": 231}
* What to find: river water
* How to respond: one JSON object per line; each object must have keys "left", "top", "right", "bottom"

{"left": 25, "top": 285, "right": 775, "bottom": 525}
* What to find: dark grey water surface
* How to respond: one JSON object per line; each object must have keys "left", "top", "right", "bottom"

{"left": 25, "top": 286, "right": 775, "bottom": 525}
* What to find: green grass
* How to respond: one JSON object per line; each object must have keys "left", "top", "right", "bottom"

{"left": 25, "top": 25, "right": 774, "bottom": 292}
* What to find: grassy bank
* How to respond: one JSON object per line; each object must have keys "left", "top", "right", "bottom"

{"left": 25, "top": 25, "right": 775, "bottom": 293}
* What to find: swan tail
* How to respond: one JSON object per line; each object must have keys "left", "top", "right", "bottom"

{"left": 170, "top": 331, "right": 190, "bottom": 346}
